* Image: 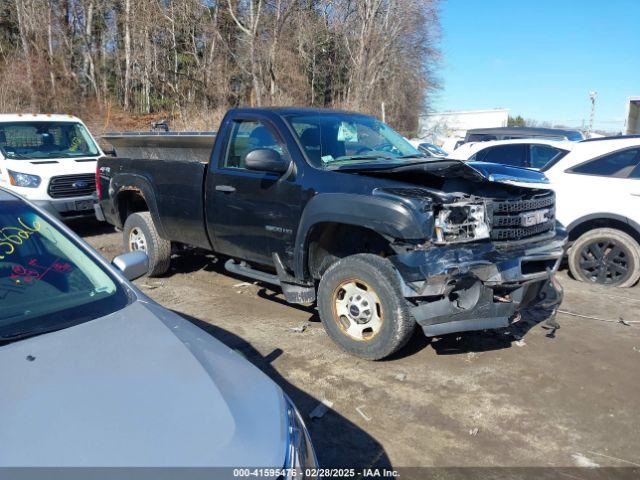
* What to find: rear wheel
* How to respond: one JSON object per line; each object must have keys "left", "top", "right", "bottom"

{"left": 568, "top": 228, "right": 640, "bottom": 288}
{"left": 123, "top": 212, "right": 171, "bottom": 277}
{"left": 317, "top": 254, "right": 416, "bottom": 360}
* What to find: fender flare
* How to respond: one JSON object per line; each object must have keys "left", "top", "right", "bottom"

{"left": 566, "top": 212, "right": 640, "bottom": 239}
{"left": 292, "top": 193, "right": 430, "bottom": 279}
{"left": 111, "top": 173, "right": 168, "bottom": 239}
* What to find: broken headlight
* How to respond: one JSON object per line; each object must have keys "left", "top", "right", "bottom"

{"left": 434, "top": 202, "right": 490, "bottom": 244}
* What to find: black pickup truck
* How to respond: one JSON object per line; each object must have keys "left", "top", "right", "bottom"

{"left": 96, "top": 107, "right": 566, "bottom": 360}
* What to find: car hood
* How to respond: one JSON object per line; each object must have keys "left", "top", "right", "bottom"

{"left": 0, "top": 300, "right": 287, "bottom": 467}
{"left": 338, "top": 159, "right": 549, "bottom": 186}
{"left": 1, "top": 157, "right": 99, "bottom": 176}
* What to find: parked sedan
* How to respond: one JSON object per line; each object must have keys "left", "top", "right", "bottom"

{"left": 0, "top": 187, "right": 317, "bottom": 473}
{"left": 451, "top": 138, "right": 573, "bottom": 170}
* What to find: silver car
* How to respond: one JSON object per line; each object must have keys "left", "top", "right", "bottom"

{"left": 0, "top": 187, "right": 317, "bottom": 473}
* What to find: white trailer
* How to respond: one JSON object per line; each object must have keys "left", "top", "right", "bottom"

{"left": 625, "top": 97, "right": 640, "bottom": 135}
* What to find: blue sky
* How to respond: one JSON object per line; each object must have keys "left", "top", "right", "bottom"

{"left": 434, "top": 0, "right": 640, "bottom": 131}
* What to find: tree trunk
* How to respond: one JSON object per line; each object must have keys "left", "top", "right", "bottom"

{"left": 123, "top": 0, "right": 131, "bottom": 110}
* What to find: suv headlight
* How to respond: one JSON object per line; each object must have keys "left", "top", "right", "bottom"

{"left": 8, "top": 170, "right": 41, "bottom": 188}
{"left": 283, "top": 394, "right": 318, "bottom": 478}
{"left": 434, "top": 202, "right": 490, "bottom": 244}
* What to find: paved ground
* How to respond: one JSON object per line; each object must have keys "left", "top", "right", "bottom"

{"left": 77, "top": 221, "right": 640, "bottom": 470}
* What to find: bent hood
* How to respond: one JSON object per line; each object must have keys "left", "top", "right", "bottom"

{"left": 338, "top": 159, "right": 549, "bottom": 186}
{"left": 0, "top": 301, "right": 286, "bottom": 467}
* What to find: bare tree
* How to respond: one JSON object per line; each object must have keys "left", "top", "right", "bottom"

{"left": 0, "top": 0, "right": 441, "bottom": 134}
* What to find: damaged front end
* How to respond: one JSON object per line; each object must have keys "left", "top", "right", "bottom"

{"left": 371, "top": 166, "right": 565, "bottom": 337}
{"left": 391, "top": 228, "right": 565, "bottom": 336}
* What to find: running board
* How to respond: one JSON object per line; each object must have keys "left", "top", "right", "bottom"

{"left": 224, "top": 259, "right": 281, "bottom": 286}
{"left": 224, "top": 259, "right": 315, "bottom": 304}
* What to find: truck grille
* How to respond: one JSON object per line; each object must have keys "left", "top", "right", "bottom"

{"left": 490, "top": 191, "right": 556, "bottom": 241}
{"left": 47, "top": 174, "right": 96, "bottom": 198}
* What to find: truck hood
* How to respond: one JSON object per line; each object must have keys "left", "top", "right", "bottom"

{"left": 0, "top": 300, "right": 286, "bottom": 467}
{"left": 337, "top": 159, "right": 549, "bottom": 186}
{"left": 1, "top": 157, "right": 98, "bottom": 176}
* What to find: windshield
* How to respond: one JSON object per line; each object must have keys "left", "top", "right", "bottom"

{"left": 0, "top": 121, "right": 100, "bottom": 160}
{"left": 420, "top": 143, "right": 447, "bottom": 156}
{"left": 285, "top": 113, "right": 423, "bottom": 168}
{"left": 567, "top": 131, "right": 585, "bottom": 141}
{"left": 0, "top": 199, "right": 129, "bottom": 340}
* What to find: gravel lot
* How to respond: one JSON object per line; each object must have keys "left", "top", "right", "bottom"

{"left": 77, "top": 220, "right": 640, "bottom": 470}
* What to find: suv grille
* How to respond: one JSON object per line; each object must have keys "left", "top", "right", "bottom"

{"left": 47, "top": 174, "right": 96, "bottom": 198}
{"left": 490, "top": 191, "right": 556, "bottom": 241}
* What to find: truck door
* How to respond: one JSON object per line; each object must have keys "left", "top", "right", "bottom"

{"left": 205, "top": 115, "right": 301, "bottom": 267}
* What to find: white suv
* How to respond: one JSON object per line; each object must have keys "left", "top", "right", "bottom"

{"left": 452, "top": 138, "right": 573, "bottom": 170}
{"left": 454, "top": 137, "right": 640, "bottom": 287}
{"left": 0, "top": 114, "right": 103, "bottom": 220}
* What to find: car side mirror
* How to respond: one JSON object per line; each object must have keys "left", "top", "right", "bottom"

{"left": 112, "top": 251, "right": 149, "bottom": 281}
{"left": 103, "top": 148, "right": 116, "bottom": 157}
{"left": 245, "top": 148, "right": 290, "bottom": 174}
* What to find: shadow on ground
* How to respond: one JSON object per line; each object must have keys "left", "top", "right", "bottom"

{"left": 67, "top": 218, "right": 116, "bottom": 238}
{"left": 165, "top": 249, "right": 560, "bottom": 360}
{"left": 178, "top": 311, "right": 392, "bottom": 470}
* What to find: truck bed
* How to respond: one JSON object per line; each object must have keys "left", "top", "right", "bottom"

{"left": 100, "top": 132, "right": 216, "bottom": 249}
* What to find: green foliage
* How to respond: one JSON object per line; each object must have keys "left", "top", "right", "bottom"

{"left": 508, "top": 115, "right": 526, "bottom": 127}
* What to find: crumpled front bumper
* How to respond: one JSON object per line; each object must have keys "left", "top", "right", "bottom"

{"left": 390, "top": 227, "right": 567, "bottom": 337}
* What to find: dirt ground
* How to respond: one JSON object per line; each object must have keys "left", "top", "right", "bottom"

{"left": 77, "top": 220, "right": 640, "bottom": 470}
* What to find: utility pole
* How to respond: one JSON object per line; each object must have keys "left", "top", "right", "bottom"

{"left": 381, "top": 102, "right": 386, "bottom": 123}
{"left": 588, "top": 91, "right": 597, "bottom": 138}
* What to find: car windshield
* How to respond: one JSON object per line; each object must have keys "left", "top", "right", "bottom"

{"left": 285, "top": 113, "right": 424, "bottom": 169}
{"left": 420, "top": 143, "right": 447, "bottom": 156}
{"left": 567, "top": 131, "right": 585, "bottom": 141}
{"left": 0, "top": 121, "right": 100, "bottom": 160}
{"left": 0, "top": 199, "right": 129, "bottom": 341}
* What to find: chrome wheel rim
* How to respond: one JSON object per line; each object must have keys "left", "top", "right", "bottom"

{"left": 332, "top": 279, "right": 383, "bottom": 341}
{"left": 579, "top": 239, "right": 630, "bottom": 285}
{"left": 129, "top": 227, "right": 147, "bottom": 252}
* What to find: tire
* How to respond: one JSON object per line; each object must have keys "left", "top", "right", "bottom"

{"left": 317, "top": 253, "right": 416, "bottom": 360}
{"left": 122, "top": 212, "right": 171, "bottom": 277}
{"left": 568, "top": 228, "right": 640, "bottom": 288}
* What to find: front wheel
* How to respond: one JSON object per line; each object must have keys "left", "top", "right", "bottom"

{"left": 122, "top": 212, "right": 171, "bottom": 277}
{"left": 317, "top": 254, "right": 416, "bottom": 360}
{"left": 568, "top": 228, "right": 640, "bottom": 288}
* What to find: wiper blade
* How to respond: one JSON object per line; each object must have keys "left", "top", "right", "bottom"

{"left": 330, "top": 154, "right": 395, "bottom": 163}
{"left": 0, "top": 323, "right": 71, "bottom": 344}
{"left": 0, "top": 330, "right": 42, "bottom": 344}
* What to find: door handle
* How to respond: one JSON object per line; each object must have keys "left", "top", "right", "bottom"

{"left": 631, "top": 193, "right": 640, "bottom": 197}
{"left": 215, "top": 185, "right": 236, "bottom": 193}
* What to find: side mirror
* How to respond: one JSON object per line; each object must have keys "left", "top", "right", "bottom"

{"left": 112, "top": 251, "right": 149, "bottom": 281}
{"left": 245, "top": 148, "right": 290, "bottom": 174}
{"left": 103, "top": 148, "right": 116, "bottom": 157}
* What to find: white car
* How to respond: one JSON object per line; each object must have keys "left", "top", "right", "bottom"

{"left": 451, "top": 138, "right": 573, "bottom": 170}
{"left": 0, "top": 114, "right": 103, "bottom": 220}
{"left": 454, "top": 136, "right": 640, "bottom": 287}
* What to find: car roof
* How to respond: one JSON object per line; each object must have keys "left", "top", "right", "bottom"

{"left": 0, "top": 113, "right": 84, "bottom": 123}
{"left": 579, "top": 134, "right": 640, "bottom": 143}
{"left": 466, "top": 126, "right": 582, "bottom": 136}
{"left": 229, "top": 106, "right": 370, "bottom": 117}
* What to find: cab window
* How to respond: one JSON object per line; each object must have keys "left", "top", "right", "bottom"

{"left": 223, "top": 120, "right": 282, "bottom": 169}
